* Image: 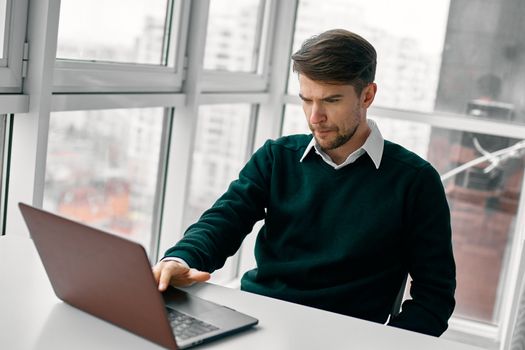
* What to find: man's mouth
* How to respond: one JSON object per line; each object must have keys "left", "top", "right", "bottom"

{"left": 315, "top": 129, "right": 335, "bottom": 135}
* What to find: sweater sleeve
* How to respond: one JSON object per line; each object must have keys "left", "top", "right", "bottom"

{"left": 388, "top": 164, "right": 456, "bottom": 336}
{"left": 162, "top": 141, "right": 272, "bottom": 272}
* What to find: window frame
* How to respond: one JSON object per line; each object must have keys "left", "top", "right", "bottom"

{"left": 0, "top": 0, "right": 28, "bottom": 93}
{"left": 52, "top": 0, "right": 189, "bottom": 93}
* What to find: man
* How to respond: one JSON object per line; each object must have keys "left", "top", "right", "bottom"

{"left": 153, "top": 29, "right": 456, "bottom": 337}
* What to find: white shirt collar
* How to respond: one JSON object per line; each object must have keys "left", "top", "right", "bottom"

{"left": 299, "top": 119, "right": 384, "bottom": 170}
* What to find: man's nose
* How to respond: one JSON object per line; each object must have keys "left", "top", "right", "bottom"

{"left": 309, "top": 103, "right": 327, "bottom": 124}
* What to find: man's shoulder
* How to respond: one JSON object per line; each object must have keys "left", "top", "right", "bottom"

{"left": 382, "top": 140, "right": 431, "bottom": 171}
{"left": 265, "top": 134, "right": 312, "bottom": 152}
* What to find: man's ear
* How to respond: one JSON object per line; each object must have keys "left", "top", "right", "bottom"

{"left": 361, "top": 83, "right": 377, "bottom": 108}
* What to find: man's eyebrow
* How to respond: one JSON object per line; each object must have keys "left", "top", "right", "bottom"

{"left": 298, "top": 93, "right": 310, "bottom": 101}
{"left": 298, "top": 93, "right": 344, "bottom": 101}
{"left": 323, "top": 94, "right": 344, "bottom": 100}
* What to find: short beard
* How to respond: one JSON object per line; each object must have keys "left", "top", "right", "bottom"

{"left": 316, "top": 122, "right": 360, "bottom": 152}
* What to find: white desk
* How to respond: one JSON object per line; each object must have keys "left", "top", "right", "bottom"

{"left": 0, "top": 235, "right": 483, "bottom": 350}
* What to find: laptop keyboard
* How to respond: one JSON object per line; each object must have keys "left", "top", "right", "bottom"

{"left": 166, "top": 308, "right": 219, "bottom": 342}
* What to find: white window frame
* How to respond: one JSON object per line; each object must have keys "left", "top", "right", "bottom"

{"left": 0, "top": 0, "right": 28, "bottom": 93}
{"left": 52, "top": 0, "right": 189, "bottom": 93}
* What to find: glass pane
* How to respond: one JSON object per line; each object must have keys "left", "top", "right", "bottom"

{"left": 44, "top": 108, "right": 166, "bottom": 253}
{"left": 291, "top": 1, "right": 525, "bottom": 124}
{"left": 374, "top": 116, "right": 525, "bottom": 325}
{"left": 184, "top": 104, "right": 253, "bottom": 282}
{"left": 281, "top": 104, "right": 309, "bottom": 136}
{"left": 184, "top": 104, "right": 252, "bottom": 226}
{"left": 371, "top": 117, "right": 431, "bottom": 160}
{"left": 434, "top": 1, "right": 525, "bottom": 124}
{"left": 0, "top": 0, "right": 7, "bottom": 59}
{"left": 57, "top": 0, "right": 169, "bottom": 65}
{"left": 204, "top": 0, "right": 262, "bottom": 72}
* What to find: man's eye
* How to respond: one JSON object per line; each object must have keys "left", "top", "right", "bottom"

{"left": 325, "top": 99, "right": 340, "bottom": 103}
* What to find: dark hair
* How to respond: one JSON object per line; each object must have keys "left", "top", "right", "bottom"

{"left": 291, "top": 29, "right": 377, "bottom": 94}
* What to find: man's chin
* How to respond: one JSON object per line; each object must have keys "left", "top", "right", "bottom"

{"left": 314, "top": 138, "right": 336, "bottom": 152}
{"left": 315, "top": 134, "right": 351, "bottom": 152}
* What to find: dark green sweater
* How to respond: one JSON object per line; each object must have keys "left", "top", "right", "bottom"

{"left": 165, "top": 134, "right": 456, "bottom": 336}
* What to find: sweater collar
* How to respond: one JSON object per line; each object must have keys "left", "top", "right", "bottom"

{"left": 299, "top": 119, "right": 384, "bottom": 170}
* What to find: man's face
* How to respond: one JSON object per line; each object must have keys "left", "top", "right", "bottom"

{"left": 298, "top": 74, "right": 375, "bottom": 153}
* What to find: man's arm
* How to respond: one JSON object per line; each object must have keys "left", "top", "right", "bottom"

{"left": 388, "top": 164, "right": 456, "bottom": 336}
{"left": 157, "top": 141, "right": 272, "bottom": 288}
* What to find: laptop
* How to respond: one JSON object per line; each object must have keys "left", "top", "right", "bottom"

{"left": 19, "top": 203, "right": 258, "bottom": 349}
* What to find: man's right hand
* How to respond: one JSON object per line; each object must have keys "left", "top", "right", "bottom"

{"left": 152, "top": 260, "right": 211, "bottom": 292}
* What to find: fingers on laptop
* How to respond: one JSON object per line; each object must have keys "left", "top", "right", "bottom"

{"left": 153, "top": 261, "right": 210, "bottom": 291}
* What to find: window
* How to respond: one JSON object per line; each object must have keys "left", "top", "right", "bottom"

{"left": 57, "top": 0, "right": 169, "bottom": 66}
{"left": 54, "top": 0, "right": 185, "bottom": 92}
{"left": 204, "top": 0, "right": 263, "bottom": 73}
{"left": 184, "top": 104, "right": 255, "bottom": 283}
{"left": 433, "top": 1, "right": 525, "bottom": 125}
{"left": 200, "top": 0, "right": 275, "bottom": 92}
{"left": 43, "top": 108, "right": 167, "bottom": 254}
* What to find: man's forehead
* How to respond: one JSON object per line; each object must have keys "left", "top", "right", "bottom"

{"left": 298, "top": 76, "right": 356, "bottom": 97}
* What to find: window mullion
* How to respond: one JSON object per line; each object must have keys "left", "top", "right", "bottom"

{"left": 157, "top": 0, "right": 210, "bottom": 258}
{"left": 6, "top": 0, "right": 60, "bottom": 236}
